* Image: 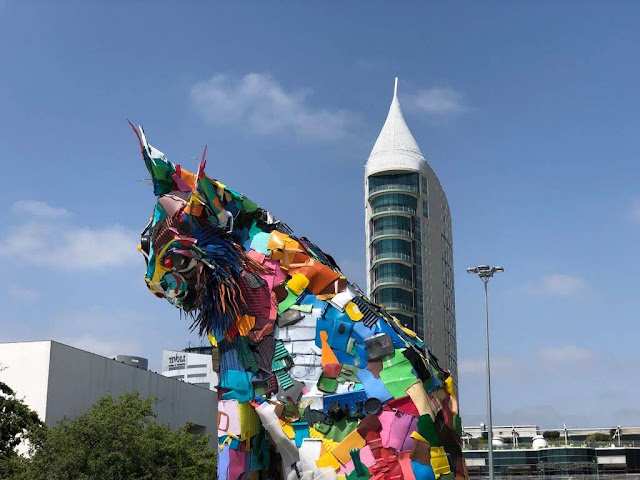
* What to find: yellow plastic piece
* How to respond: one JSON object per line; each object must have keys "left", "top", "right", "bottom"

{"left": 393, "top": 316, "right": 418, "bottom": 338}
{"left": 279, "top": 420, "right": 295, "bottom": 440}
{"left": 287, "top": 273, "right": 310, "bottom": 295}
{"left": 207, "top": 331, "right": 218, "bottom": 347}
{"left": 309, "top": 427, "right": 339, "bottom": 451}
{"left": 345, "top": 302, "right": 363, "bottom": 321}
{"left": 430, "top": 446, "right": 452, "bottom": 477}
{"left": 330, "top": 429, "right": 366, "bottom": 465}
{"left": 411, "top": 431, "right": 427, "bottom": 442}
{"left": 316, "top": 452, "right": 340, "bottom": 471}
{"left": 238, "top": 401, "right": 259, "bottom": 439}
{"left": 337, "top": 476, "right": 347, "bottom": 480}
{"left": 320, "top": 331, "right": 339, "bottom": 366}
{"left": 445, "top": 376, "right": 455, "bottom": 397}
{"left": 218, "top": 435, "right": 233, "bottom": 450}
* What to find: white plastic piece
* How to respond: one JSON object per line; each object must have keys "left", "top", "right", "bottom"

{"left": 255, "top": 402, "right": 300, "bottom": 467}
{"left": 330, "top": 291, "right": 355, "bottom": 312}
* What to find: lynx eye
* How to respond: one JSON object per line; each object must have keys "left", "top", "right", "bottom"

{"left": 162, "top": 251, "right": 196, "bottom": 273}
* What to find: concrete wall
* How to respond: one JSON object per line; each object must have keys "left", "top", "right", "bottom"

{"left": 0, "top": 341, "right": 217, "bottom": 443}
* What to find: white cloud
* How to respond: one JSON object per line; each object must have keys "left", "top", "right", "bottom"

{"left": 542, "top": 274, "right": 587, "bottom": 296}
{"left": 52, "top": 307, "right": 142, "bottom": 357}
{"left": 522, "top": 273, "right": 588, "bottom": 296}
{"left": 1, "top": 201, "right": 138, "bottom": 270}
{"left": 404, "top": 87, "right": 467, "bottom": 115}
{"left": 190, "top": 73, "right": 356, "bottom": 141}
{"left": 58, "top": 334, "right": 138, "bottom": 358}
{"left": 537, "top": 345, "right": 597, "bottom": 363}
{"left": 458, "top": 356, "right": 517, "bottom": 375}
{"left": 8, "top": 285, "right": 39, "bottom": 300}
{"left": 11, "top": 200, "right": 70, "bottom": 218}
{"left": 0, "top": 222, "right": 138, "bottom": 270}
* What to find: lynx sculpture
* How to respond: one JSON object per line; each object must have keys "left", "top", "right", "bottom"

{"left": 132, "top": 123, "right": 468, "bottom": 480}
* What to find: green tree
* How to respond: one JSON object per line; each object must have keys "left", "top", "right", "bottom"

{"left": 23, "top": 392, "right": 216, "bottom": 480}
{"left": 543, "top": 430, "right": 560, "bottom": 441}
{"left": 586, "top": 432, "right": 611, "bottom": 443}
{"left": 0, "top": 380, "right": 44, "bottom": 477}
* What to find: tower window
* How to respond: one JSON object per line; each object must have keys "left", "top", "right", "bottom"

{"left": 422, "top": 200, "right": 429, "bottom": 218}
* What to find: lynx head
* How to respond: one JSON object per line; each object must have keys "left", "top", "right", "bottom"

{"left": 131, "top": 122, "right": 268, "bottom": 338}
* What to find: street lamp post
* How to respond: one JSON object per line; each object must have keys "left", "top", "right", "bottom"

{"left": 467, "top": 265, "right": 504, "bottom": 480}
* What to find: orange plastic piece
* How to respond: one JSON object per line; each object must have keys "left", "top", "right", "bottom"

{"left": 235, "top": 315, "right": 256, "bottom": 336}
{"left": 320, "top": 331, "right": 339, "bottom": 366}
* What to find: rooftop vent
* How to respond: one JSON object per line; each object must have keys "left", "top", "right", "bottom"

{"left": 115, "top": 355, "right": 148, "bottom": 370}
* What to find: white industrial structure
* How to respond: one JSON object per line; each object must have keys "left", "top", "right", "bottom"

{"left": 0, "top": 341, "right": 216, "bottom": 443}
{"left": 365, "top": 78, "right": 458, "bottom": 385}
{"left": 161, "top": 348, "right": 217, "bottom": 391}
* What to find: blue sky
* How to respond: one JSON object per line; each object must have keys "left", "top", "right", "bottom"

{"left": 1, "top": 2, "right": 639, "bottom": 429}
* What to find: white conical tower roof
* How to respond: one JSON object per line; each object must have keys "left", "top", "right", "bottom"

{"left": 366, "top": 78, "right": 426, "bottom": 176}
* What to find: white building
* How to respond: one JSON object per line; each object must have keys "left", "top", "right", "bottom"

{"left": 161, "top": 347, "right": 218, "bottom": 391}
{"left": 0, "top": 341, "right": 216, "bottom": 442}
{"left": 365, "top": 78, "right": 458, "bottom": 386}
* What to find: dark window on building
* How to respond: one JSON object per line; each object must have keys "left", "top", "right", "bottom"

{"left": 422, "top": 200, "right": 429, "bottom": 218}
{"left": 373, "top": 216, "right": 411, "bottom": 235}
{"left": 374, "top": 263, "right": 413, "bottom": 283}
{"left": 394, "top": 313, "right": 415, "bottom": 330}
{"left": 375, "top": 288, "right": 414, "bottom": 309}
{"left": 369, "top": 172, "right": 419, "bottom": 193}
{"left": 374, "top": 238, "right": 413, "bottom": 259}
{"left": 371, "top": 194, "right": 417, "bottom": 212}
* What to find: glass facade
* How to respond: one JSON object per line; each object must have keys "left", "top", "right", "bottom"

{"left": 368, "top": 172, "right": 422, "bottom": 336}
{"left": 374, "top": 263, "right": 413, "bottom": 282}
{"left": 369, "top": 172, "right": 419, "bottom": 193}
{"left": 375, "top": 287, "right": 414, "bottom": 310}
{"left": 373, "top": 216, "right": 411, "bottom": 235}
{"left": 464, "top": 448, "right": 599, "bottom": 478}
{"left": 374, "top": 238, "right": 413, "bottom": 259}
{"left": 371, "top": 193, "right": 417, "bottom": 215}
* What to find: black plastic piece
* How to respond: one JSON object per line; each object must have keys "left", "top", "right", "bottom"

{"left": 403, "top": 347, "right": 431, "bottom": 382}
{"left": 364, "top": 397, "right": 382, "bottom": 415}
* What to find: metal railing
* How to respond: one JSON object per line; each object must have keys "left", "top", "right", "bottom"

{"left": 371, "top": 229, "right": 413, "bottom": 241}
{"left": 372, "top": 276, "right": 414, "bottom": 290}
{"left": 380, "top": 302, "right": 415, "bottom": 313}
{"left": 373, "top": 252, "right": 413, "bottom": 263}
{"left": 371, "top": 205, "right": 416, "bottom": 216}
{"left": 369, "top": 184, "right": 419, "bottom": 195}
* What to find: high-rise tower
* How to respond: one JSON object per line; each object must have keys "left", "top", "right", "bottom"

{"left": 365, "top": 78, "right": 458, "bottom": 385}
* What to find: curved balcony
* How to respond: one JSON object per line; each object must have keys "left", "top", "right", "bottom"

{"left": 379, "top": 302, "right": 416, "bottom": 313}
{"left": 370, "top": 228, "right": 413, "bottom": 243}
{"left": 368, "top": 184, "right": 420, "bottom": 199}
{"left": 372, "top": 276, "right": 414, "bottom": 291}
{"left": 371, "top": 205, "right": 416, "bottom": 218}
{"left": 372, "top": 251, "right": 413, "bottom": 266}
